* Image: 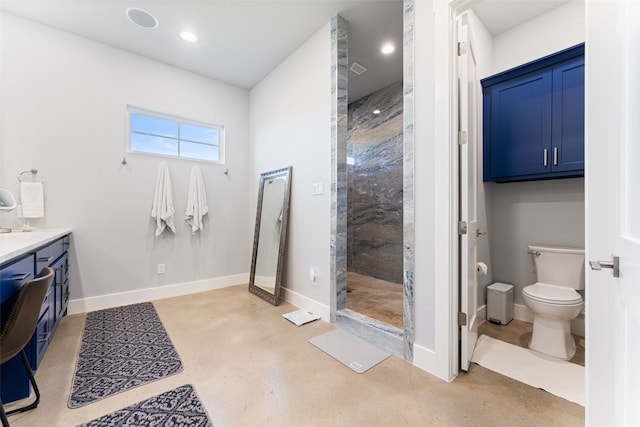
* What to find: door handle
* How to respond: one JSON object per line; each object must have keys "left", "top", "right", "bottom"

{"left": 589, "top": 255, "right": 620, "bottom": 278}
{"left": 475, "top": 230, "right": 487, "bottom": 237}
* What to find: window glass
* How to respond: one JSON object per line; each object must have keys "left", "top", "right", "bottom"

{"left": 127, "top": 106, "right": 223, "bottom": 163}
{"left": 180, "top": 141, "right": 219, "bottom": 161}
{"left": 130, "top": 113, "right": 179, "bottom": 138}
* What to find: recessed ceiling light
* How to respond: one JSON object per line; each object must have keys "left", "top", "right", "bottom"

{"left": 180, "top": 31, "right": 198, "bottom": 43}
{"left": 381, "top": 43, "right": 395, "bottom": 55}
{"left": 125, "top": 7, "right": 158, "bottom": 29}
{"left": 373, "top": 109, "right": 381, "bottom": 115}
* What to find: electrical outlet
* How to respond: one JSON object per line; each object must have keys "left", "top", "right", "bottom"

{"left": 157, "top": 264, "right": 165, "bottom": 274}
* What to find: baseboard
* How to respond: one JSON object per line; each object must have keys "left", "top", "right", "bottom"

{"left": 280, "top": 287, "right": 330, "bottom": 322}
{"left": 477, "top": 304, "right": 487, "bottom": 324}
{"left": 479, "top": 303, "right": 584, "bottom": 337}
{"left": 67, "top": 273, "right": 249, "bottom": 314}
{"left": 413, "top": 343, "right": 453, "bottom": 382}
{"left": 513, "top": 303, "right": 534, "bottom": 323}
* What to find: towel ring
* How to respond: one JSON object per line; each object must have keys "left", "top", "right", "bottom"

{"left": 18, "top": 169, "right": 42, "bottom": 183}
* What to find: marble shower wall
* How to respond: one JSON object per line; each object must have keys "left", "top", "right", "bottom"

{"left": 347, "top": 80, "right": 403, "bottom": 284}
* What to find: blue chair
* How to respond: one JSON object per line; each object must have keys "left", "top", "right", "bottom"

{"left": 0, "top": 267, "right": 54, "bottom": 427}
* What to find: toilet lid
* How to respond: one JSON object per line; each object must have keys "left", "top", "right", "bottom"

{"left": 523, "top": 283, "right": 583, "bottom": 305}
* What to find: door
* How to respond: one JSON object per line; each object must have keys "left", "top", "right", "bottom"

{"left": 586, "top": 0, "right": 640, "bottom": 423}
{"left": 457, "top": 13, "right": 479, "bottom": 372}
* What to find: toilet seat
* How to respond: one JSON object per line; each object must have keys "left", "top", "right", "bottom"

{"left": 523, "top": 283, "right": 583, "bottom": 305}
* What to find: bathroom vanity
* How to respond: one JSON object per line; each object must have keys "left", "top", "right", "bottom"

{"left": 0, "top": 229, "right": 72, "bottom": 403}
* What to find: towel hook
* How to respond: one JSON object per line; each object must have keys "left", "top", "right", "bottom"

{"left": 18, "top": 169, "right": 39, "bottom": 182}
{"left": 224, "top": 169, "right": 229, "bottom": 175}
{"left": 121, "top": 156, "right": 128, "bottom": 165}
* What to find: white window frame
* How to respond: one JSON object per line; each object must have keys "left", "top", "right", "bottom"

{"left": 126, "top": 105, "right": 225, "bottom": 164}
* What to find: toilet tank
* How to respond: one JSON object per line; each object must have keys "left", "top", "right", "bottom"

{"left": 528, "top": 245, "right": 585, "bottom": 290}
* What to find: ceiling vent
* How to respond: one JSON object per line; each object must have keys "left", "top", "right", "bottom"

{"left": 349, "top": 61, "right": 368, "bottom": 76}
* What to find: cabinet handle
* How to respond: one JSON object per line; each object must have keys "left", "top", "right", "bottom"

{"left": 543, "top": 149, "right": 548, "bottom": 167}
{"left": 553, "top": 147, "right": 558, "bottom": 166}
{"left": 11, "top": 272, "right": 32, "bottom": 281}
{"left": 38, "top": 256, "right": 54, "bottom": 263}
{"left": 38, "top": 332, "right": 51, "bottom": 343}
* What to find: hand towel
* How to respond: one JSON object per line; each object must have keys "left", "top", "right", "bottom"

{"left": 20, "top": 182, "right": 45, "bottom": 218}
{"left": 185, "top": 165, "right": 208, "bottom": 233}
{"left": 151, "top": 161, "right": 175, "bottom": 236}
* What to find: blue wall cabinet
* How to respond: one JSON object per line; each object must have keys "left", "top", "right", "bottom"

{"left": 482, "top": 44, "right": 584, "bottom": 182}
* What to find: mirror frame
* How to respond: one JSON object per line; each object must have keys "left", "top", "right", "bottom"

{"left": 248, "top": 166, "right": 292, "bottom": 305}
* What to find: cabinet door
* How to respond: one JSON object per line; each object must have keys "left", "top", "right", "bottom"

{"left": 552, "top": 57, "right": 585, "bottom": 173}
{"left": 486, "top": 69, "right": 553, "bottom": 180}
{"left": 53, "top": 253, "right": 69, "bottom": 320}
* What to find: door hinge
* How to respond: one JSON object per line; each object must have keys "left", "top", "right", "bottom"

{"left": 458, "top": 41, "right": 467, "bottom": 56}
{"left": 458, "top": 312, "right": 468, "bottom": 326}
{"left": 458, "top": 221, "right": 468, "bottom": 235}
{"left": 458, "top": 130, "right": 467, "bottom": 145}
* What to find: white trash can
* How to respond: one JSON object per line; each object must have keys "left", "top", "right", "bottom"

{"left": 486, "top": 282, "right": 514, "bottom": 325}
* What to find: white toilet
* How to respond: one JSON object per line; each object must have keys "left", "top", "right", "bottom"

{"left": 522, "top": 245, "right": 584, "bottom": 360}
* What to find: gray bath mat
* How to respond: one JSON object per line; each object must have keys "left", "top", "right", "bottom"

{"left": 76, "top": 384, "right": 213, "bottom": 427}
{"left": 309, "top": 328, "right": 391, "bottom": 373}
{"left": 69, "top": 302, "right": 183, "bottom": 408}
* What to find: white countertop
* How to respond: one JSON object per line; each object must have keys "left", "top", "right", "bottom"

{"left": 0, "top": 228, "right": 72, "bottom": 265}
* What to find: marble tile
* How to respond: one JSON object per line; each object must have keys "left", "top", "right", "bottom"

{"left": 346, "top": 272, "right": 403, "bottom": 328}
{"left": 336, "top": 309, "right": 404, "bottom": 357}
{"left": 347, "top": 81, "right": 404, "bottom": 284}
{"left": 331, "top": 0, "right": 416, "bottom": 363}
{"left": 402, "top": 0, "right": 415, "bottom": 361}
{"left": 331, "top": 15, "right": 348, "bottom": 318}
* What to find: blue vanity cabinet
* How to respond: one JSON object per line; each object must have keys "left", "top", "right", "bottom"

{"left": 0, "top": 232, "right": 71, "bottom": 403}
{"left": 0, "top": 253, "right": 36, "bottom": 403}
{"left": 29, "top": 236, "right": 69, "bottom": 370}
{"left": 482, "top": 44, "right": 584, "bottom": 182}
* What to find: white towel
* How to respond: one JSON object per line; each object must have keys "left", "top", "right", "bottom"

{"left": 20, "top": 182, "right": 44, "bottom": 218}
{"left": 185, "top": 165, "right": 208, "bottom": 233}
{"left": 151, "top": 161, "right": 175, "bottom": 236}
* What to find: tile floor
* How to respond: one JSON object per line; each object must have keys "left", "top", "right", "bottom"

{"left": 478, "top": 318, "right": 586, "bottom": 367}
{"left": 6, "top": 285, "right": 584, "bottom": 426}
{"left": 346, "top": 272, "right": 403, "bottom": 328}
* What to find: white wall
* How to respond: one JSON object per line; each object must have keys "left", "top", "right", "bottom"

{"left": 411, "top": 0, "right": 455, "bottom": 379}
{"left": 491, "top": 1, "right": 586, "bottom": 75}
{"left": 0, "top": 13, "right": 251, "bottom": 309}
{"left": 249, "top": 22, "right": 332, "bottom": 315}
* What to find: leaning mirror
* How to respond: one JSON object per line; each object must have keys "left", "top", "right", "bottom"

{"left": 248, "top": 166, "right": 292, "bottom": 305}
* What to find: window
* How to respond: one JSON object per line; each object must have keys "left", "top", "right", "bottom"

{"left": 127, "top": 106, "right": 224, "bottom": 163}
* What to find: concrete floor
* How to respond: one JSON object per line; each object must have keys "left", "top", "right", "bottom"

{"left": 6, "top": 285, "right": 584, "bottom": 426}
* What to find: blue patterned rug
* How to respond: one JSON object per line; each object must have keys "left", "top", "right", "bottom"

{"left": 77, "top": 384, "right": 213, "bottom": 427}
{"left": 69, "top": 302, "right": 183, "bottom": 408}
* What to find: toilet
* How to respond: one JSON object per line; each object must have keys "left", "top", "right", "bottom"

{"left": 522, "top": 245, "right": 584, "bottom": 360}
